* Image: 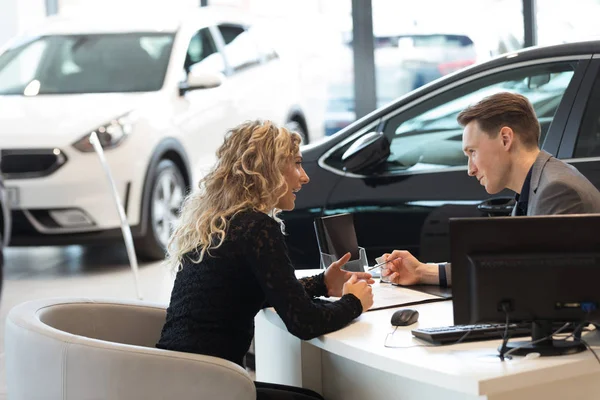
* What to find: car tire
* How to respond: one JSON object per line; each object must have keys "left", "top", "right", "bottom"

{"left": 285, "top": 120, "right": 309, "bottom": 145}
{"left": 135, "top": 159, "right": 186, "bottom": 261}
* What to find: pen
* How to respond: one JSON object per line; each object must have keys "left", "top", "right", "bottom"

{"left": 367, "top": 257, "right": 401, "bottom": 272}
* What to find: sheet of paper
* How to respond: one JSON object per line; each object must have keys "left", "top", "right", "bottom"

{"left": 368, "top": 281, "right": 441, "bottom": 311}
{"left": 294, "top": 269, "right": 444, "bottom": 311}
{"left": 317, "top": 281, "right": 442, "bottom": 311}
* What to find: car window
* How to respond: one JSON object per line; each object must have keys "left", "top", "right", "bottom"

{"left": 217, "top": 24, "right": 261, "bottom": 73}
{"left": 0, "top": 33, "right": 174, "bottom": 95}
{"left": 573, "top": 69, "right": 600, "bottom": 158}
{"left": 184, "top": 28, "right": 223, "bottom": 75}
{"left": 381, "top": 62, "right": 576, "bottom": 173}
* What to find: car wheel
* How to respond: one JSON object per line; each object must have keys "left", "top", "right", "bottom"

{"left": 135, "top": 159, "right": 186, "bottom": 260}
{"left": 285, "top": 120, "right": 308, "bottom": 145}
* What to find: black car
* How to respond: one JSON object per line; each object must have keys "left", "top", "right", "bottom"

{"left": 284, "top": 40, "right": 600, "bottom": 269}
{"left": 0, "top": 167, "right": 11, "bottom": 297}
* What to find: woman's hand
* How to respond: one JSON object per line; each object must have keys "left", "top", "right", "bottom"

{"left": 324, "top": 252, "right": 375, "bottom": 297}
{"left": 343, "top": 274, "right": 374, "bottom": 312}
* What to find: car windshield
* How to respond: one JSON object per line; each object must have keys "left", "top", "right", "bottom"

{"left": 0, "top": 33, "right": 174, "bottom": 95}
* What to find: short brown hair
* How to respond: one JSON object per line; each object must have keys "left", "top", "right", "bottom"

{"left": 457, "top": 92, "right": 541, "bottom": 148}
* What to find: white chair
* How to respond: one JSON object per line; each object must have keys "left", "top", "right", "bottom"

{"left": 5, "top": 297, "right": 256, "bottom": 400}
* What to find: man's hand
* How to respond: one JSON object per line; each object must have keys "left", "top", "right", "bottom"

{"left": 324, "top": 252, "right": 375, "bottom": 297}
{"left": 380, "top": 250, "right": 426, "bottom": 285}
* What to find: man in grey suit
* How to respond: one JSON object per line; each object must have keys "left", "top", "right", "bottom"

{"left": 380, "top": 92, "right": 600, "bottom": 287}
{"left": 517, "top": 150, "right": 600, "bottom": 216}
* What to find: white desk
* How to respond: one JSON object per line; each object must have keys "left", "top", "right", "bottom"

{"left": 255, "top": 279, "right": 600, "bottom": 400}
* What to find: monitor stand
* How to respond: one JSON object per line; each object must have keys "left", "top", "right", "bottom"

{"left": 499, "top": 321, "right": 587, "bottom": 357}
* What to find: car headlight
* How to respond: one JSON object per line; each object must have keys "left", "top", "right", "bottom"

{"left": 72, "top": 112, "right": 136, "bottom": 152}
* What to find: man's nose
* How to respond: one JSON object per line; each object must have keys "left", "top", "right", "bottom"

{"left": 467, "top": 160, "right": 477, "bottom": 176}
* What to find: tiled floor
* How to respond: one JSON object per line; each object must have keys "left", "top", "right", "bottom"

{"left": 0, "top": 244, "right": 176, "bottom": 399}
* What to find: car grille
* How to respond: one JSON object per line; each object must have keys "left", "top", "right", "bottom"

{"left": 0, "top": 149, "right": 67, "bottom": 179}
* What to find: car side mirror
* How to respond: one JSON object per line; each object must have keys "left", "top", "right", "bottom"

{"left": 341, "top": 131, "right": 390, "bottom": 174}
{"left": 179, "top": 68, "right": 224, "bottom": 95}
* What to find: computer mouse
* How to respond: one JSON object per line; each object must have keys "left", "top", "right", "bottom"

{"left": 391, "top": 309, "right": 419, "bottom": 326}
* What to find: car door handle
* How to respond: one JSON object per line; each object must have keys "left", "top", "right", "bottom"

{"left": 477, "top": 197, "right": 516, "bottom": 216}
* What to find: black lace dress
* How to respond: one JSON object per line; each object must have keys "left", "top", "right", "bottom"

{"left": 156, "top": 210, "right": 362, "bottom": 367}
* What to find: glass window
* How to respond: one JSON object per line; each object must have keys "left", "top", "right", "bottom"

{"left": 574, "top": 70, "right": 600, "bottom": 158}
{"left": 217, "top": 24, "right": 261, "bottom": 73}
{"left": 536, "top": 0, "right": 600, "bottom": 46}
{"left": 218, "top": 24, "right": 245, "bottom": 45}
{"left": 0, "top": 33, "right": 174, "bottom": 95}
{"left": 380, "top": 63, "right": 576, "bottom": 173}
{"left": 372, "top": 0, "right": 524, "bottom": 106}
{"left": 184, "top": 28, "right": 223, "bottom": 74}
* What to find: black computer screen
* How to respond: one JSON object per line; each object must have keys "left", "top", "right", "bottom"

{"left": 314, "top": 213, "right": 360, "bottom": 260}
{"left": 450, "top": 214, "right": 600, "bottom": 326}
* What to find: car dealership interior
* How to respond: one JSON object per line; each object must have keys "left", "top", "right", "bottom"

{"left": 2, "top": 0, "right": 600, "bottom": 399}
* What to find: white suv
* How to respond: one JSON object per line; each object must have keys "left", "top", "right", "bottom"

{"left": 0, "top": 7, "right": 312, "bottom": 259}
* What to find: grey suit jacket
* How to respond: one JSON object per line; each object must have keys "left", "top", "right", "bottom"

{"left": 438, "top": 151, "right": 600, "bottom": 286}
{"left": 512, "top": 150, "right": 600, "bottom": 216}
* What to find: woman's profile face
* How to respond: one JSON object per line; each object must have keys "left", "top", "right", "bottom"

{"left": 276, "top": 151, "right": 310, "bottom": 211}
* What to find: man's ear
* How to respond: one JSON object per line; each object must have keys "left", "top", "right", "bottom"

{"left": 500, "top": 126, "right": 514, "bottom": 150}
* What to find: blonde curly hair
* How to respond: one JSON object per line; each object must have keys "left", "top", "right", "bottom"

{"left": 166, "top": 120, "right": 302, "bottom": 271}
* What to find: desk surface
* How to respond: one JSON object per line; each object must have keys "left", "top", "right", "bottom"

{"left": 260, "top": 271, "right": 600, "bottom": 398}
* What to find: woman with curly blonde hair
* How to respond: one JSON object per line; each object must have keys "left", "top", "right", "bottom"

{"left": 157, "top": 120, "right": 374, "bottom": 400}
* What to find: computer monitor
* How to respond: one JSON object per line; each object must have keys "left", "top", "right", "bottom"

{"left": 450, "top": 214, "right": 600, "bottom": 357}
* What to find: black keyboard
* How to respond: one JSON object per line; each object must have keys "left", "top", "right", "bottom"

{"left": 412, "top": 323, "right": 532, "bottom": 345}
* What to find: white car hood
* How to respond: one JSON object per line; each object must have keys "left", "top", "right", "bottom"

{"left": 0, "top": 93, "right": 155, "bottom": 148}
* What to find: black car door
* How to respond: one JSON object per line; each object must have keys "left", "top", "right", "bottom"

{"left": 321, "top": 58, "right": 588, "bottom": 264}
{"left": 557, "top": 58, "right": 600, "bottom": 190}
{"left": 0, "top": 168, "right": 8, "bottom": 298}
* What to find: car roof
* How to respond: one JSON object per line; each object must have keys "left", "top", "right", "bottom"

{"left": 20, "top": 6, "right": 250, "bottom": 35}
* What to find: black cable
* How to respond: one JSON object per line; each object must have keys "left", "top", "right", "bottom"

{"left": 581, "top": 338, "right": 600, "bottom": 365}
{"left": 453, "top": 329, "right": 472, "bottom": 345}
{"left": 503, "top": 320, "right": 588, "bottom": 359}
{"left": 384, "top": 318, "right": 597, "bottom": 354}
{"left": 500, "top": 310, "right": 592, "bottom": 360}
{"left": 503, "top": 322, "right": 571, "bottom": 359}
{"left": 384, "top": 326, "right": 412, "bottom": 348}
{"left": 384, "top": 329, "right": 435, "bottom": 349}
{"left": 556, "top": 321, "right": 588, "bottom": 342}
{"left": 498, "top": 303, "right": 512, "bottom": 361}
